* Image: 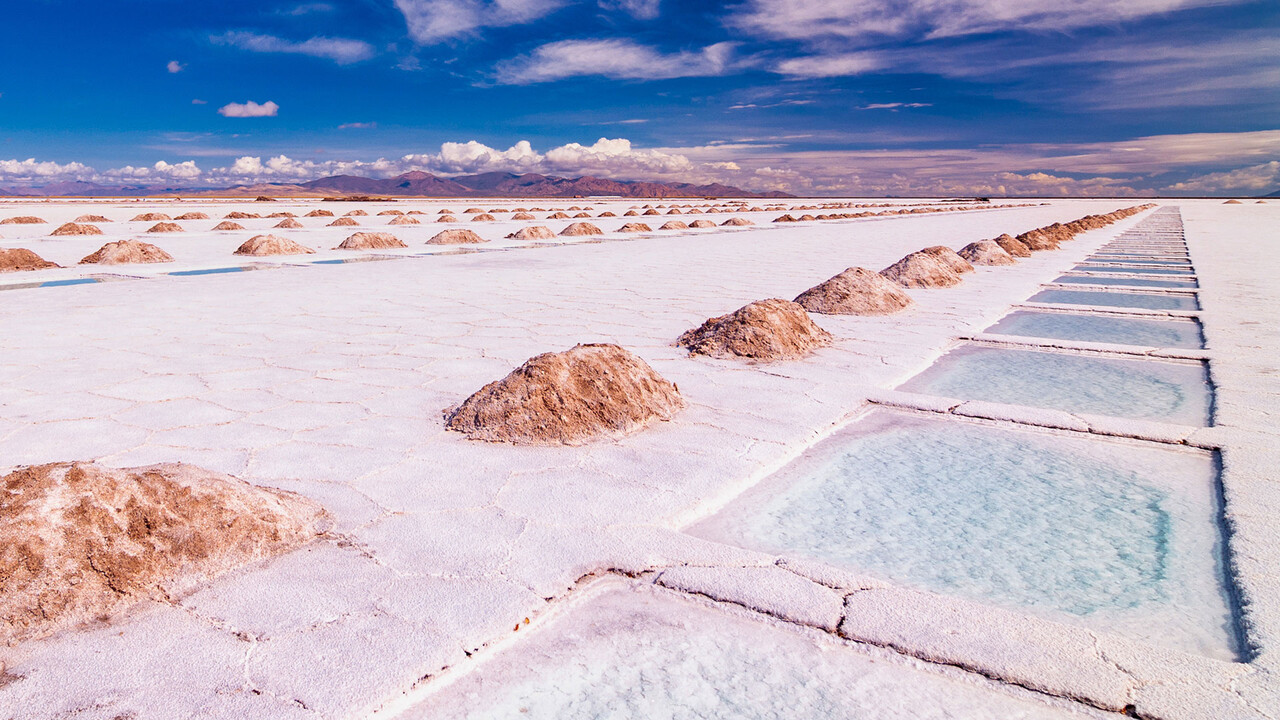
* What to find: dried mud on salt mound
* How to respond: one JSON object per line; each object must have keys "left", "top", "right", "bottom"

{"left": 678, "top": 298, "right": 833, "bottom": 362}
{"left": 336, "top": 232, "right": 405, "bottom": 250}
{"left": 560, "top": 222, "right": 603, "bottom": 237}
{"left": 211, "top": 221, "right": 245, "bottom": 231}
{"left": 618, "top": 222, "right": 651, "bottom": 233}
{"left": 130, "top": 213, "right": 171, "bottom": 222}
{"left": 689, "top": 219, "right": 717, "bottom": 228}
{"left": 79, "top": 240, "right": 173, "bottom": 265}
{"left": 327, "top": 217, "right": 359, "bottom": 227}
{"left": 547, "top": 212, "right": 571, "bottom": 220}
{"left": 146, "top": 222, "right": 184, "bottom": 233}
{"left": 795, "top": 267, "right": 915, "bottom": 316}
{"left": 174, "top": 212, "right": 209, "bottom": 221}
{"left": 345, "top": 209, "right": 369, "bottom": 217}
{"left": 273, "top": 218, "right": 304, "bottom": 229}
{"left": 0, "top": 248, "right": 59, "bottom": 272}
{"left": 234, "top": 234, "right": 315, "bottom": 256}
{"left": 721, "top": 217, "right": 755, "bottom": 226}
{"left": 505, "top": 226, "right": 555, "bottom": 241}
{"left": 920, "top": 245, "right": 975, "bottom": 274}
{"left": 992, "top": 233, "right": 1032, "bottom": 258}
{"left": 0, "top": 216, "right": 46, "bottom": 225}
{"left": 880, "top": 251, "right": 963, "bottom": 288}
{"left": 74, "top": 214, "right": 111, "bottom": 223}
{"left": 0, "top": 462, "right": 324, "bottom": 645}
{"left": 445, "top": 343, "right": 685, "bottom": 445}
{"left": 959, "top": 240, "right": 1016, "bottom": 266}
{"left": 51, "top": 222, "right": 103, "bottom": 236}
{"left": 428, "top": 228, "right": 486, "bottom": 245}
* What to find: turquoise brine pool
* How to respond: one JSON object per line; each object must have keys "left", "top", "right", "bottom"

{"left": 986, "top": 311, "right": 1203, "bottom": 348}
{"left": 1030, "top": 288, "right": 1199, "bottom": 310}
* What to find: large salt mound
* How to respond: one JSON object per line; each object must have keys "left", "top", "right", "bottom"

{"left": 660, "top": 221, "right": 689, "bottom": 230}
{"left": 224, "top": 211, "right": 259, "bottom": 220}
{"left": 471, "top": 213, "right": 497, "bottom": 222}
{"left": 0, "top": 216, "right": 46, "bottom": 225}
{"left": 512, "top": 212, "right": 536, "bottom": 220}
{"left": 436, "top": 215, "right": 458, "bottom": 223}
{"left": 920, "top": 245, "right": 975, "bottom": 274}
{"left": 234, "top": 234, "right": 315, "bottom": 256}
{"left": 560, "top": 222, "right": 603, "bottom": 237}
{"left": 0, "top": 462, "right": 323, "bottom": 645}
{"left": 328, "top": 217, "right": 359, "bottom": 227}
{"left": 880, "top": 251, "right": 962, "bottom": 288}
{"left": 130, "top": 213, "right": 171, "bottom": 222}
{"left": 51, "top": 222, "right": 103, "bottom": 236}
{"left": 992, "top": 233, "right": 1032, "bottom": 258}
{"left": 174, "top": 212, "right": 209, "bottom": 221}
{"left": 1017, "top": 227, "right": 1067, "bottom": 251}
{"left": 677, "top": 298, "right": 832, "bottom": 362}
{"left": 959, "top": 240, "right": 1016, "bottom": 266}
{"left": 80, "top": 240, "right": 173, "bottom": 265}
{"left": 445, "top": 343, "right": 685, "bottom": 445}
{"left": 794, "top": 267, "right": 914, "bottom": 316}
{"left": 337, "top": 232, "right": 406, "bottom": 250}
{"left": 689, "top": 219, "right": 717, "bottom": 228}
{"left": 721, "top": 217, "right": 754, "bottom": 226}
{"left": 389, "top": 215, "right": 420, "bottom": 225}
{"left": 428, "top": 229, "right": 485, "bottom": 245}
{"left": 506, "top": 226, "right": 556, "bottom": 240}
{"left": 305, "top": 209, "right": 334, "bottom": 217}
{"left": 618, "top": 222, "right": 651, "bottom": 232}
{"left": 0, "top": 248, "right": 59, "bottom": 272}
{"left": 212, "top": 221, "right": 245, "bottom": 231}
{"left": 74, "top": 214, "right": 111, "bottom": 223}
{"left": 273, "top": 218, "right": 304, "bottom": 229}
{"left": 146, "top": 222, "right": 184, "bottom": 233}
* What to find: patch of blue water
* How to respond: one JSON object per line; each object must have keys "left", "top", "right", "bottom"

{"left": 986, "top": 311, "right": 1203, "bottom": 348}
{"left": 1072, "top": 265, "right": 1194, "bottom": 276}
{"left": 1031, "top": 289, "right": 1199, "bottom": 310}
{"left": 167, "top": 267, "right": 249, "bottom": 277}
{"left": 1053, "top": 275, "right": 1198, "bottom": 289}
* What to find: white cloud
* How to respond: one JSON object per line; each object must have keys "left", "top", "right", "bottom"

{"left": 395, "top": 0, "right": 566, "bottom": 44}
{"left": 860, "top": 102, "right": 931, "bottom": 109}
{"left": 167, "top": 60, "right": 185, "bottom": 73}
{"left": 544, "top": 137, "right": 694, "bottom": 175}
{"left": 0, "top": 158, "right": 93, "bottom": 182}
{"left": 103, "top": 160, "right": 202, "bottom": 181}
{"left": 338, "top": 122, "right": 377, "bottom": 129}
{"left": 773, "top": 52, "right": 882, "bottom": 78}
{"left": 211, "top": 31, "right": 374, "bottom": 65}
{"left": 598, "top": 0, "right": 660, "bottom": 19}
{"left": 1163, "top": 161, "right": 1280, "bottom": 194}
{"left": 424, "top": 139, "right": 544, "bottom": 173}
{"left": 496, "top": 38, "right": 737, "bottom": 84}
{"left": 192, "top": 99, "right": 208, "bottom": 105}
{"left": 218, "top": 100, "right": 280, "bottom": 118}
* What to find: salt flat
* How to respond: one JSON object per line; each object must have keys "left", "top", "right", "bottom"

{"left": 1, "top": 198, "right": 1277, "bottom": 719}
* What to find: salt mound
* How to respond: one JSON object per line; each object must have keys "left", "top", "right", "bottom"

{"left": 623, "top": 210, "right": 639, "bottom": 217}
{"left": 234, "top": 234, "right": 315, "bottom": 256}
{"left": 506, "top": 226, "right": 556, "bottom": 240}
{"left": 0, "top": 216, "right": 46, "bottom": 225}
{"left": 212, "top": 221, "right": 245, "bottom": 231}
{"left": 74, "top": 214, "right": 111, "bottom": 223}
{"left": 660, "top": 221, "right": 689, "bottom": 230}
{"left": 880, "top": 252, "right": 962, "bottom": 288}
{"left": 175, "top": 212, "right": 209, "bottom": 221}
{"left": 436, "top": 215, "right": 458, "bottom": 223}
{"left": 992, "top": 233, "right": 1032, "bottom": 258}
{"left": 666, "top": 209, "right": 682, "bottom": 215}
{"left": 619, "top": 222, "right": 651, "bottom": 232}
{"left": 1017, "top": 227, "right": 1068, "bottom": 251}
{"left": 721, "top": 217, "right": 754, "bottom": 226}
{"left": 345, "top": 209, "right": 368, "bottom": 216}
{"left": 471, "top": 214, "right": 496, "bottom": 222}
{"left": 571, "top": 212, "right": 589, "bottom": 218}
{"left": 51, "top": 222, "right": 103, "bottom": 236}
{"left": 512, "top": 212, "right": 536, "bottom": 220}
{"left": 958, "top": 240, "right": 1016, "bottom": 266}
{"left": 597, "top": 211, "right": 617, "bottom": 217}
{"left": 560, "top": 222, "right": 603, "bottom": 237}
{"left": 677, "top": 298, "right": 833, "bottom": 362}
{"left": 336, "top": 232, "right": 405, "bottom": 250}
{"left": 1224, "top": 199, "right": 1243, "bottom": 204}
{"left": 920, "top": 246, "right": 975, "bottom": 274}
{"left": 0, "top": 461, "right": 323, "bottom": 645}
{"left": 428, "top": 229, "right": 485, "bottom": 245}
{"left": 146, "top": 222, "right": 183, "bottom": 233}
{"left": 273, "top": 218, "right": 304, "bottom": 229}
{"left": 305, "top": 209, "right": 334, "bottom": 217}
{"left": 547, "top": 212, "right": 570, "bottom": 220}
{"left": 0, "top": 248, "right": 59, "bottom": 272}
{"left": 224, "top": 211, "right": 259, "bottom": 219}
{"left": 378, "top": 210, "right": 405, "bottom": 216}
{"left": 445, "top": 343, "right": 684, "bottom": 445}
{"left": 773, "top": 214, "right": 799, "bottom": 223}
{"left": 328, "top": 217, "right": 359, "bottom": 227}
{"left": 794, "top": 267, "right": 914, "bottom": 316}
{"left": 388, "top": 215, "right": 420, "bottom": 225}
{"left": 79, "top": 240, "right": 173, "bottom": 265}
{"left": 266, "top": 212, "right": 296, "bottom": 219}
{"left": 130, "top": 213, "right": 171, "bottom": 222}
{"left": 689, "top": 219, "right": 716, "bottom": 228}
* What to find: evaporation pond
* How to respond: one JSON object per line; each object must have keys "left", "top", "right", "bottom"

{"left": 1030, "top": 288, "right": 1199, "bottom": 310}
{"left": 986, "top": 311, "right": 1203, "bottom": 348}
{"left": 690, "top": 410, "right": 1237, "bottom": 660}
{"left": 1052, "top": 275, "right": 1197, "bottom": 289}
{"left": 1071, "top": 265, "right": 1194, "bottom": 276}
{"left": 898, "top": 343, "right": 1211, "bottom": 424}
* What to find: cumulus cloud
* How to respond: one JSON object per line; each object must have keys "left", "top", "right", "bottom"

{"left": 218, "top": 100, "right": 280, "bottom": 118}
{"left": 415, "top": 140, "right": 544, "bottom": 173}
{"left": 167, "top": 60, "right": 185, "bottom": 73}
{"left": 103, "top": 160, "right": 202, "bottom": 181}
{"left": 1163, "top": 161, "right": 1280, "bottom": 194}
{"left": 545, "top": 137, "right": 694, "bottom": 175}
{"left": 495, "top": 39, "right": 737, "bottom": 83}
{"left": 395, "top": 0, "right": 566, "bottom": 43}
{"left": 0, "top": 158, "right": 93, "bottom": 183}
{"left": 211, "top": 31, "right": 374, "bottom": 65}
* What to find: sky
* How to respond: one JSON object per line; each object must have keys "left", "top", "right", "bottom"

{"left": 0, "top": 0, "right": 1277, "bottom": 196}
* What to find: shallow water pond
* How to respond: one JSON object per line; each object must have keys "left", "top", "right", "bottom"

{"left": 986, "top": 310, "right": 1203, "bottom": 348}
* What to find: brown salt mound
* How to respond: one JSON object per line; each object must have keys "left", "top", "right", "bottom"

{"left": 428, "top": 229, "right": 485, "bottom": 245}
{"left": 991, "top": 233, "right": 1032, "bottom": 258}
{"left": 436, "top": 215, "right": 458, "bottom": 223}
{"left": 377, "top": 210, "right": 405, "bottom": 216}
{"left": 721, "top": 217, "right": 754, "bottom": 226}
{"left": 146, "top": 222, "right": 183, "bottom": 233}
{"left": 336, "top": 232, "right": 405, "bottom": 250}
{"left": 445, "top": 343, "right": 685, "bottom": 445}
{"left": 547, "top": 212, "right": 571, "bottom": 220}
{"left": 224, "top": 211, "right": 259, "bottom": 220}
{"left": 511, "top": 212, "right": 536, "bottom": 220}
{"left": 130, "top": 213, "right": 171, "bottom": 222}
{"left": 345, "top": 209, "right": 368, "bottom": 217}
{"left": 470, "top": 214, "right": 496, "bottom": 222}
{"left": 958, "top": 240, "right": 1016, "bottom": 266}
{"left": 212, "top": 221, "right": 245, "bottom": 231}
{"left": 677, "top": 298, "right": 832, "bottom": 362}
{"left": 388, "top": 215, "right": 420, "bottom": 225}
{"left": 618, "top": 222, "right": 651, "bottom": 232}
{"left": 505, "top": 226, "right": 556, "bottom": 240}
{"left": 880, "top": 252, "right": 962, "bottom": 288}
{"left": 660, "top": 221, "right": 689, "bottom": 230}
{"left": 234, "top": 234, "right": 315, "bottom": 256}
{"left": 51, "top": 222, "right": 103, "bottom": 236}
{"left": 560, "top": 222, "right": 603, "bottom": 237}
{"left": 0, "top": 248, "right": 59, "bottom": 272}
{"left": 1224, "top": 199, "right": 1243, "bottom": 204}
{"left": 0, "top": 216, "right": 46, "bottom": 225}
{"left": 794, "top": 267, "right": 914, "bottom": 316}
{"left": 623, "top": 210, "right": 639, "bottom": 217}
{"left": 920, "top": 246, "right": 975, "bottom": 274}
{"left": 79, "top": 240, "right": 173, "bottom": 265}
{"left": 328, "top": 217, "right": 359, "bottom": 227}
{"left": 689, "top": 219, "right": 716, "bottom": 228}
{"left": 0, "top": 462, "right": 323, "bottom": 645}
{"left": 305, "top": 209, "right": 335, "bottom": 217}
{"left": 273, "top": 218, "right": 304, "bottom": 229}
{"left": 175, "top": 212, "right": 209, "bottom": 221}
{"left": 74, "top": 215, "right": 111, "bottom": 223}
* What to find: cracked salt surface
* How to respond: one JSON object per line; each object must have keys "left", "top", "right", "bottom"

{"left": 897, "top": 343, "right": 1212, "bottom": 425}
{"left": 691, "top": 410, "right": 1240, "bottom": 660}
{"left": 1030, "top": 288, "right": 1199, "bottom": 310}
{"left": 402, "top": 581, "right": 1099, "bottom": 720}
{"left": 984, "top": 310, "right": 1203, "bottom": 349}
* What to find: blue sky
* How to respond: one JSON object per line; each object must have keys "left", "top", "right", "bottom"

{"left": 0, "top": 0, "right": 1277, "bottom": 195}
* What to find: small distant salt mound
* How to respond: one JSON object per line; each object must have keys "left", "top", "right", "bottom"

{"left": 378, "top": 210, "right": 405, "bottom": 216}
{"left": 880, "top": 251, "right": 962, "bottom": 288}
{"left": 328, "top": 217, "right": 359, "bottom": 227}
{"left": 560, "top": 222, "right": 603, "bottom": 237}
{"left": 642, "top": 209, "right": 660, "bottom": 216}
{"left": 512, "top": 212, "right": 536, "bottom": 220}
{"left": 436, "top": 215, "right": 458, "bottom": 223}
{"left": 1224, "top": 199, "right": 1243, "bottom": 204}
{"left": 773, "top": 214, "right": 799, "bottom": 223}
{"left": 255, "top": 195, "right": 276, "bottom": 202}
{"left": 428, "top": 228, "right": 486, "bottom": 245}
{"left": 667, "top": 208, "right": 683, "bottom": 215}
{"left": 690, "top": 219, "right": 716, "bottom": 228}
{"left": 573, "top": 212, "right": 591, "bottom": 218}
{"left": 687, "top": 208, "right": 703, "bottom": 214}
{"left": 547, "top": 212, "right": 571, "bottom": 220}
{"left": 234, "top": 234, "right": 315, "bottom": 256}
{"left": 131, "top": 212, "right": 171, "bottom": 222}
{"left": 660, "top": 220, "right": 689, "bottom": 230}
{"left": 0, "top": 461, "right": 323, "bottom": 645}
{"left": 1, "top": 216, "right": 46, "bottom": 225}
{"left": 597, "top": 211, "right": 617, "bottom": 217}
{"left": 958, "top": 240, "right": 1016, "bottom": 266}
{"left": 0, "top": 248, "right": 59, "bottom": 272}
{"left": 273, "top": 218, "right": 304, "bottom": 229}
{"left": 488, "top": 208, "right": 508, "bottom": 214}
{"left": 266, "top": 212, "right": 296, "bottom": 219}
{"left": 305, "top": 209, "right": 334, "bottom": 217}
{"left": 623, "top": 210, "right": 639, "bottom": 217}
{"left": 471, "top": 213, "right": 496, "bottom": 222}
{"left": 212, "top": 221, "right": 245, "bottom": 231}
{"left": 618, "top": 222, "right": 651, "bottom": 232}
{"left": 74, "top": 214, "right": 111, "bottom": 223}
{"left": 345, "top": 209, "right": 369, "bottom": 216}
{"left": 80, "top": 240, "right": 173, "bottom": 265}
{"left": 51, "top": 222, "right": 103, "bottom": 236}
{"left": 1257, "top": 200, "right": 1267, "bottom": 204}
{"left": 147, "top": 222, "right": 183, "bottom": 233}
{"left": 1016, "top": 228, "right": 1062, "bottom": 251}
{"left": 721, "top": 217, "right": 754, "bottom": 226}
{"left": 463, "top": 208, "right": 484, "bottom": 214}
{"left": 798, "top": 214, "right": 816, "bottom": 221}
{"left": 506, "top": 226, "right": 556, "bottom": 240}
{"left": 794, "top": 267, "right": 914, "bottom": 316}
{"left": 677, "top": 298, "right": 832, "bottom": 362}
{"left": 388, "top": 215, "right": 420, "bottom": 225}
{"left": 445, "top": 343, "right": 685, "bottom": 445}
{"left": 920, "top": 246, "right": 975, "bottom": 274}
{"left": 336, "top": 232, "right": 405, "bottom": 250}
{"left": 175, "top": 212, "right": 209, "bottom": 221}
{"left": 224, "top": 211, "right": 259, "bottom": 219}
{"left": 991, "top": 233, "right": 1032, "bottom": 258}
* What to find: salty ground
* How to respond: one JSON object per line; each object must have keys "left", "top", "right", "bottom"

{"left": 0, "top": 197, "right": 1277, "bottom": 719}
